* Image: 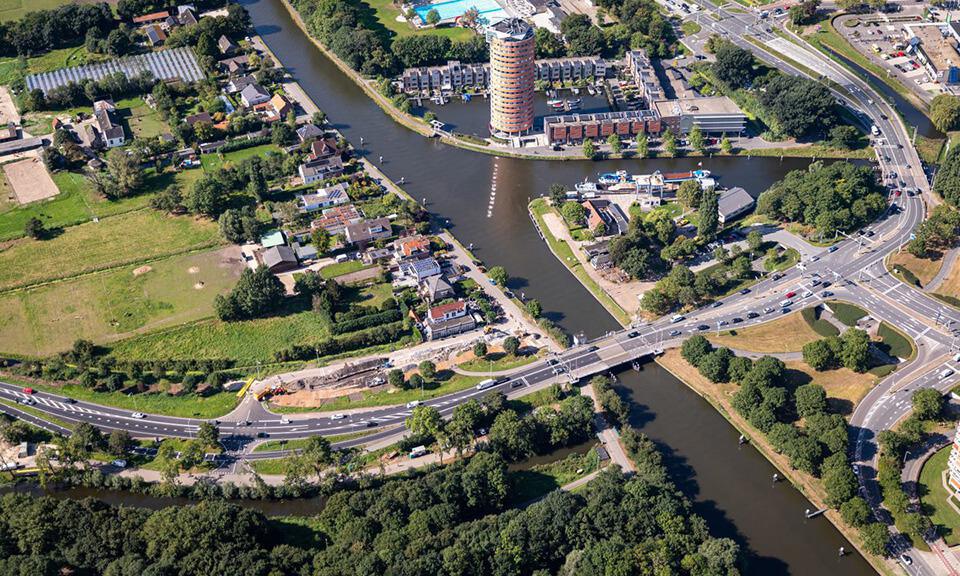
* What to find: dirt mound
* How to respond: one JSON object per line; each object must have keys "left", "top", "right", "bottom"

{"left": 132, "top": 265, "right": 152, "bottom": 276}
{"left": 187, "top": 266, "right": 200, "bottom": 274}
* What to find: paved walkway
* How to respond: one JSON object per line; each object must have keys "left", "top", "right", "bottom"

{"left": 926, "top": 249, "right": 959, "bottom": 293}
{"left": 581, "top": 381, "right": 635, "bottom": 474}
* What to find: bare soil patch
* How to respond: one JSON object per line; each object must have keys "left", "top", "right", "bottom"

{"left": 132, "top": 265, "right": 152, "bottom": 276}
{"left": 3, "top": 158, "right": 58, "bottom": 204}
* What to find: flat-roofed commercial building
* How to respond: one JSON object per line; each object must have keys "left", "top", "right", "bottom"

{"left": 904, "top": 22, "right": 960, "bottom": 85}
{"left": 543, "top": 110, "right": 662, "bottom": 144}
{"left": 652, "top": 96, "right": 746, "bottom": 135}
{"left": 487, "top": 18, "right": 536, "bottom": 136}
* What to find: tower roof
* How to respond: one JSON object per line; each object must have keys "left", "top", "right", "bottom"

{"left": 488, "top": 18, "right": 533, "bottom": 41}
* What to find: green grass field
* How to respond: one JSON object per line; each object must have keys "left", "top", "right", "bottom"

{"left": 0, "top": 168, "right": 199, "bottom": 241}
{"left": 116, "top": 96, "right": 169, "bottom": 140}
{"left": 320, "top": 260, "right": 373, "bottom": 279}
{"left": 363, "top": 0, "right": 474, "bottom": 42}
{"left": 0, "top": 209, "right": 221, "bottom": 291}
{"left": 200, "top": 144, "right": 282, "bottom": 173}
{"left": 0, "top": 0, "right": 74, "bottom": 22}
{"left": 0, "top": 45, "right": 96, "bottom": 86}
{"left": 0, "top": 247, "right": 243, "bottom": 357}
{"left": 878, "top": 321, "right": 915, "bottom": 360}
{"left": 827, "top": 301, "right": 867, "bottom": 326}
{"left": 459, "top": 351, "right": 539, "bottom": 373}
{"left": 919, "top": 446, "right": 960, "bottom": 547}
{"left": 506, "top": 448, "right": 600, "bottom": 506}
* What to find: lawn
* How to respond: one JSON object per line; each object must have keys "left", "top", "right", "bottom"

{"left": 0, "top": 374, "right": 239, "bottom": 419}
{"left": 709, "top": 309, "right": 823, "bottom": 353}
{"left": 0, "top": 0, "right": 76, "bottom": 22}
{"left": 356, "top": 282, "right": 394, "bottom": 307}
{"left": 0, "top": 169, "right": 198, "bottom": 242}
{"left": 920, "top": 446, "right": 960, "bottom": 547}
{"left": 200, "top": 144, "right": 282, "bottom": 173}
{"left": 116, "top": 96, "right": 169, "bottom": 139}
{"left": 681, "top": 21, "right": 702, "bottom": 35}
{"left": 529, "top": 199, "right": 630, "bottom": 326}
{"left": 888, "top": 250, "right": 941, "bottom": 288}
{"left": 0, "top": 209, "right": 221, "bottom": 291}
{"left": 933, "top": 256, "right": 960, "bottom": 303}
{"left": 826, "top": 301, "right": 866, "bottom": 326}
{"left": 0, "top": 247, "right": 243, "bottom": 357}
{"left": 877, "top": 321, "right": 915, "bottom": 360}
{"left": 783, "top": 360, "right": 878, "bottom": 409}
{"left": 801, "top": 306, "right": 840, "bottom": 337}
{"left": 271, "top": 371, "right": 484, "bottom": 411}
{"left": 362, "top": 0, "right": 474, "bottom": 42}
{"left": 0, "top": 45, "right": 96, "bottom": 86}
{"left": 253, "top": 430, "right": 377, "bottom": 452}
{"left": 319, "top": 260, "right": 373, "bottom": 279}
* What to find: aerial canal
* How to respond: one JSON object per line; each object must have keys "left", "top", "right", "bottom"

{"left": 241, "top": 0, "right": 876, "bottom": 572}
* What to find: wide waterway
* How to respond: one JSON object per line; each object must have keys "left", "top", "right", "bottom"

{"left": 239, "top": 1, "right": 877, "bottom": 571}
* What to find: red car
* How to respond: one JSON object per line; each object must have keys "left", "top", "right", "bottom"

{"left": 785, "top": 291, "right": 797, "bottom": 299}
{"left": 22, "top": 387, "right": 33, "bottom": 394}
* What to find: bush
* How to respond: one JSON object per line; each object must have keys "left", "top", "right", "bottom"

{"left": 330, "top": 309, "right": 402, "bottom": 334}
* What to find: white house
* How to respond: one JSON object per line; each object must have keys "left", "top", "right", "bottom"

{"left": 297, "top": 182, "right": 350, "bottom": 212}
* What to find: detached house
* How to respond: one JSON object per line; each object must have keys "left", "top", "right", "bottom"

{"left": 344, "top": 217, "right": 392, "bottom": 248}
{"left": 400, "top": 257, "right": 442, "bottom": 282}
{"left": 297, "top": 182, "right": 350, "bottom": 212}
{"left": 240, "top": 83, "right": 271, "bottom": 108}
{"left": 424, "top": 300, "right": 476, "bottom": 340}
{"left": 218, "top": 34, "right": 238, "bottom": 56}
{"left": 93, "top": 100, "right": 125, "bottom": 148}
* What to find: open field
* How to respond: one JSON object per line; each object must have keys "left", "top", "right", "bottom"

{"left": 0, "top": 45, "right": 95, "bottom": 86}
{"left": 827, "top": 301, "right": 866, "bottom": 326}
{"left": 0, "top": 209, "right": 221, "bottom": 291}
{"left": 0, "top": 247, "right": 243, "bottom": 357}
{"left": 784, "top": 360, "right": 877, "bottom": 409}
{"left": 459, "top": 350, "right": 539, "bottom": 372}
{"left": 919, "top": 446, "right": 960, "bottom": 547}
{"left": 888, "top": 250, "right": 940, "bottom": 288}
{"left": 708, "top": 309, "right": 823, "bottom": 353}
{"left": 933, "top": 257, "right": 960, "bottom": 303}
{"left": 319, "top": 259, "right": 372, "bottom": 279}
{"left": 506, "top": 448, "right": 600, "bottom": 505}
{"left": 0, "top": 0, "right": 75, "bottom": 22}
{"left": 4, "top": 158, "right": 58, "bottom": 204}
{"left": 0, "top": 168, "right": 199, "bottom": 241}
{"left": 877, "top": 321, "right": 915, "bottom": 360}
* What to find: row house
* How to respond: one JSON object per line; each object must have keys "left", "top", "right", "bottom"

{"left": 625, "top": 50, "right": 663, "bottom": 106}
{"left": 400, "top": 56, "right": 610, "bottom": 94}
{"left": 535, "top": 57, "right": 606, "bottom": 83}
{"left": 543, "top": 110, "right": 662, "bottom": 144}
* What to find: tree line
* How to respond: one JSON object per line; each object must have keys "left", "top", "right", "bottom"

{"left": 680, "top": 335, "right": 891, "bottom": 556}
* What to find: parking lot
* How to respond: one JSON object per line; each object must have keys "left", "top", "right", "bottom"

{"left": 833, "top": 12, "right": 950, "bottom": 100}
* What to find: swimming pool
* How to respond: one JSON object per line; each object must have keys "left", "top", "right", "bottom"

{"left": 414, "top": 0, "right": 507, "bottom": 24}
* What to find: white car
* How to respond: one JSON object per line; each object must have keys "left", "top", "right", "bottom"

{"left": 111, "top": 459, "right": 127, "bottom": 468}
{"left": 330, "top": 413, "right": 346, "bottom": 420}
{"left": 280, "top": 417, "right": 290, "bottom": 424}
{"left": 131, "top": 412, "right": 145, "bottom": 419}
{"left": 406, "top": 400, "right": 422, "bottom": 409}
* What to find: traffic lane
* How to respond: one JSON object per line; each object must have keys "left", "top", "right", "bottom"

{"left": 0, "top": 401, "right": 72, "bottom": 437}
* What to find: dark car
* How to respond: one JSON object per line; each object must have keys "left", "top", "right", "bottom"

{"left": 257, "top": 432, "right": 269, "bottom": 438}
{"left": 547, "top": 358, "right": 558, "bottom": 366}
{"left": 698, "top": 324, "right": 710, "bottom": 331}
{"left": 772, "top": 273, "right": 784, "bottom": 280}
{"left": 739, "top": 288, "right": 751, "bottom": 295}
{"left": 628, "top": 331, "right": 640, "bottom": 338}
{"left": 366, "top": 420, "right": 379, "bottom": 428}
{"left": 732, "top": 317, "right": 743, "bottom": 324}
{"left": 747, "top": 312, "right": 759, "bottom": 319}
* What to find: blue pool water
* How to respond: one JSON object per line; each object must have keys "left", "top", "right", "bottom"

{"left": 414, "top": 0, "right": 507, "bottom": 24}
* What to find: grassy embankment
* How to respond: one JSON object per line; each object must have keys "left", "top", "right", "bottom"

{"left": 919, "top": 446, "right": 960, "bottom": 547}
{"left": 528, "top": 198, "right": 630, "bottom": 326}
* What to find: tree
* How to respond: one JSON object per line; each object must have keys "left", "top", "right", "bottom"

{"left": 105, "top": 148, "right": 143, "bottom": 197}
{"left": 489, "top": 266, "right": 508, "bottom": 286}
{"left": 784, "top": 434, "right": 821, "bottom": 474}
{"left": 720, "top": 135, "right": 733, "bottom": 154}
{"left": 829, "top": 125, "right": 860, "bottom": 150}
{"left": 728, "top": 356, "right": 753, "bottom": 383}
{"left": 746, "top": 230, "right": 763, "bottom": 253}
{"left": 535, "top": 27, "right": 566, "bottom": 59}
{"left": 24, "top": 217, "right": 45, "bottom": 239}
{"left": 447, "top": 399, "right": 482, "bottom": 454}
{"left": 689, "top": 124, "right": 706, "bottom": 154}
{"left": 197, "top": 421, "right": 220, "bottom": 448}
{"left": 860, "top": 522, "right": 890, "bottom": 556}
{"left": 840, "top": 496, "right": 871, "bottom": 527}
{"left": 107, "top": 429, "right": 133, "bottom": 457}
{"left": 802, "top": 339, "right": 836, "bottom": 371}
{"left": 697, "top": 188, "right": 719, "bottom": 241}
{"left": 789, "top": 0, "right": 820, "bottom": 25}
{"left": 388, "top": 368, "right": 405, "bottom": 389}
{"left": 561, "top": 201, "right": 587, "bottom": 227}
{"left": 931, "top": 94, "right": 960, "bottom": 132}
{"left": 406, "top": 405, "right": 443, "bottom": 441}
{"left": 677, "top": 179, "right": 703, "bottom": 209}
{"left": 473, "top": 340, "right": 488, "bottom": 358}
{"left": 607, "top": 133, "right": 622, "bottom": 155}
{"left": 840, "top": 328, "right": 870, "bottom": 372}
{"left": 549, "top": 183, "right": 567, "bottom": 206}
{"left": 794, "top": 384, "right": 827, "bottom": 418}
{"left": 697, "top": 348, "right": 733, "bottom": 383}
{"left": 311, "top": 228, "right": 331, "bottom": 254}
{"left": 409, "top": 373, "right": 424, "bottom": 392}
{"left": 488, "top": 409, "right": 534, "bottom": 461}
{"left": 525, "top": 299, "right": 542, "bottom": 318}
{"left": 425, "top": 8, "right": 440, "bottom": 24}
{"left": 713, "top": 41, "right": 755, "bottom": 87}
{"left": 582, "top": 138, "right": 596, "bottom": 160}
{"left": 214, "top": 267, "right": 285, "bottom": 321}
{"left": 298, "top": 435, "right": 334, "bottom": 480}
{"left": 823, "top": 464, "right": 858, "bottom": 507}
{"left": 503, "top": 336, "right": 520, "bottom": 357}
{"left": 636, "top": 133, "right": 649, "bottom": 159}
{"left": 681, "top": 335, "right": 713, "bottom": 366}
{"left": 759, "top": 74, "right": 837, "bottom": 138}
{"left": 418, "top": 360, "right": 437, "bottom": 380}
{"left": 912, "top": 388, "right": 944, "bottom": 421}
{"left": 663, "top": 130, "right": 678, "bottom": 158}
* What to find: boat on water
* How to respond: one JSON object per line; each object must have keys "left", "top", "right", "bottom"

{"left": 572, "top": 87, "right": 580, "bottom": 95}
{"left": 598, "top": 170, "right": 627, "bottom": 185}
{"left": 462, "top": 93, "right": 472, "bottom": 102}
{"left": 567, "top": 98, "right": 582, "bottom": 106}
{"left": 662, "top": 169, "right": 712, "bottom": 182}
{"left": 587, "top": 85, "right": 597, "bottom": 96}
{"left": 548, "top": 99, "right": 565, "bottom": 109}
{"left": 693, "top": 169, "right": 711, "bottom": 179}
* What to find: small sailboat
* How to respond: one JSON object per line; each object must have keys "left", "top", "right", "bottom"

{"left": 587, "top": 85, "right": 597, "bottom": 96}
{"left": 548, "top": 99, "right": 565, "bottom": 109}
{"left": 567, "top": 98, "right": 582, "bottom": 108}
